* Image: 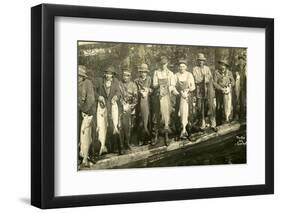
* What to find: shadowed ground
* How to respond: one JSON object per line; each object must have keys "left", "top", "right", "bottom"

{"left": 79, "top": 121, "right": 246, "bottom": 170}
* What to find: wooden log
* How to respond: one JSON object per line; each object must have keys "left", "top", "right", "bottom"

{"left": 81, "top": 121, "right": 245, "bottom": 170}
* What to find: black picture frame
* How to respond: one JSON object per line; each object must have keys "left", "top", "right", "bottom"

{"left": 31, "top": 3, "right": 274, "bottom": 209}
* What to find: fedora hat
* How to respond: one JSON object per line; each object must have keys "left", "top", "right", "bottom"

{"left": 197, "top": 53, "right": 207, "bottom": 61}
{"left": 218, "top": 59, "right": 229, "bottom": 66}
{"left": 104, "top": 66, "right": 115, "bottom": 74}
{"left": 78, "top": 65, "right": 88, "bottom": 78}
{"left": 138, "top": 63, "right": 149, "bottom": 72}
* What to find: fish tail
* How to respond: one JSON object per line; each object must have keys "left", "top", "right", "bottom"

{"left": 79, "top": 149, "right": 83, "bottom": 158}
{"left": 113, "top": 127, "right": 119, "bottom": 135}
{"left": 103, "top": 146, "right": 108, "bottom": 153}
{"left": 99, "top": 144, "right": 108, "bottom": 155}
{"left": 144, "top": 125, "right": 149, "bottom": 135}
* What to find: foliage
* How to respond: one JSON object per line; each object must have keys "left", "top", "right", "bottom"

{"left": 78, "top": 41, "right": 246, "bottom": 80}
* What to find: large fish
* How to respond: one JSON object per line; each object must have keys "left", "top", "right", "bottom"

{"left": 96, "top": 102, "right": 108, "bottom": 155}
{"left": 178, "top": 90, "right": 189, "bottom": 136}
{"left": 140, "top": 88, "right": 150, "bottom": 135}
{"left": 235, "top": 72, "right": 241, "bottom": 103}
{"left": 223, "top": 86, "right": 232, "bottom": 122}
{"left": 159, "top": 86, "right": 171, "bottom": 130}
{"left": 79, "top": 113, "right": 93, "bottom": 163}
{"left": 112, "top": 100, "right": 119, "bottom": 135}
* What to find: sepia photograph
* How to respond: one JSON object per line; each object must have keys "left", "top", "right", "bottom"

{"left": 77, "top": 41, "right": 247, "bottom": 170}
{"left": 30, "top": 3, "right": 274, "bottom": 208}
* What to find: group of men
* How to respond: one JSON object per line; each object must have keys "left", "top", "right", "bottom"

{"left": 78, "top": 53, "right": 247, "bottom": 167}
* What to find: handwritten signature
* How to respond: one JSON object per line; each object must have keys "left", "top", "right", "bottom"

{"left": 235, "top": 136, "right": 247, "bottom": 146}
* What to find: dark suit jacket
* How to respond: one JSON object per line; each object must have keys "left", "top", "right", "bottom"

{"left": 95, "top": 77, "right": 121, "bottom": 123}
{"left": 78, "top": 78, "right": 95, "bottom": 115}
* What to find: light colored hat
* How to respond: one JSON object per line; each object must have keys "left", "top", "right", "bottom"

{"left": 178, "top": 59, "right": 188, "bottom": 65}
{"left": 138, "top": 63, "right": 149, "bottom": 72}
{"left": 121, "top": 65, "right": 131, "bottom": 75}
{"left": 160, "top": 56, "right": 168, "bottom": 63}
{"left": 197, "top": 53, "right": 207, "bottom": 61}
{"left": 218, "top": 59, "right": 229, "bottom": 66}
{"left": 78, "top": 65, "right": 88, "bottom": 78}
{"left": 123, "top": 71, "right": 131, "bottom": 76}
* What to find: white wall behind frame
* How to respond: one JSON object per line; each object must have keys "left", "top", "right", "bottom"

{"left": 0, "top": 0, "right": 279, "bottom": 213}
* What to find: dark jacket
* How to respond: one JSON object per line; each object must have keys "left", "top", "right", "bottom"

{"left": 78, "top": 79, "right": 95, "bottom": 115}
{"left": 213, "top": 69, "right": 235, "bottom": 91}
{"left": 95, "top": 77, "right": 121, "bottom": 121}
{"left": 119, "top": 81, "right": 138, "bottom": 109}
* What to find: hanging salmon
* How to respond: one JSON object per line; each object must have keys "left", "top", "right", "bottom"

{"left": 112, "top": 100, "right": 119, "bottom": 135}
{"left": 96, "top": 102, "right": 108, "bottom": 155}
{"left": 223, "top": 86, "right": 232, "bottom": 122}
{"left": 79, "top": 113, "right": 93, "bottom": 164}
{"left": 178, "top": 90, "right": 189, "bottom": 137}
{"left": 235, "top": 72, "right": 241, "bottom": 103}
{"left": 159, "top": 84, "right": 171, "bottom": 130}
{"left": 139, "top": 88, "right": 150, "bottom": 135}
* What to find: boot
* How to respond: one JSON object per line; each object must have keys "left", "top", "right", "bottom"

{"left": 164, "top": 131, "right": 170, "bottom": 146}
{"left": 151, "top": 133, "right": 158, "bottom": 146}
{"left": 200, "top": 119, "right": 206, "bottom": 130}
{"left": 118, "top": 149, "right": 124, "bottom": 155}
{"left": 81, "top": 158, "right": 90, "bottom": 168}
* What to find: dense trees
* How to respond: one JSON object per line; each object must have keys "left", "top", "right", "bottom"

{"left": 78, "top": 41, "right": 246, "bottom": 80}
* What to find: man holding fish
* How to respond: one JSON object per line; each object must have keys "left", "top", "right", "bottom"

{"left": 175, "top": 59, "right": 196, "bottom": 140}
{"left": 119, "top": 66, "right": 138, "bottom": 151}
{"left": 135, "top": 63, "right": 153, "bottom": 146}
{"left": 152, "top": 56, "right": 179, "bottom": 146}
{"left": 192, "top": 53, "right": 217, "bottom": 131}
{"left": 78, "top": 65, "right": 96, "bottom": 167}
{"left": 213, "top": 59, "right": 235, "bottom": 124}
{"left": 95, "top": 66, "right": 122, "bottom": 155}
{"left": 233, "top": 54, "right": 247, "bottom": 121}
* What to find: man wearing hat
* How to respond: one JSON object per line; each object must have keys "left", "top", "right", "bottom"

{"left": 78, "top": 65, "right": 96, "bottom": 167}
{"left": 233, "top": 54, "right": 247, "bottom": 121}
{"left": 134, "top": 63, "right": 153, "bottom": 145}
{"left": 174, "top": 59, "right": 195, "bottom": 140}
{"left": 95, "top": 66, "right": 121, "bottom": 154}
{"left": 152, "top": 56, "right": 179, "bottom": 145}
{"left": 213, "top": 59, "right": 235, "bottom": 124}
{"left": 119, "top": 65, "right": 138, "bottom": 151}
{"left": 192, "top": 53, "right": 216, "bottom": 131}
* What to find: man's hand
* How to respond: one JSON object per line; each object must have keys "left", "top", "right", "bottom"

{"left": 123, "top": 103, "right": 130, "bottom": 112}
{"left": 181, "top": 90, "right": 188, "bottom": 99}
{"left": 223, "top": 87, "right": 230, "bottom": 94}
{"left": 236, "top": 72, "right": 240, "bottom": 81}
{"left": 171, "top": 88, "right": 179, "bottom": 96}
{"left": 98, "top": 96, "right": 105, "bottom": 102}
{"left": 81, "top": 112, "right": 87, "bottom": 118}
{"left": 112, "top": 95, "right": 119, "bottom": 102}
{"left": 130, "top": 104, "right": 135, "bottom": 111}
{"left": 98, "top": 96, "right": 105, "bottom": 107}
